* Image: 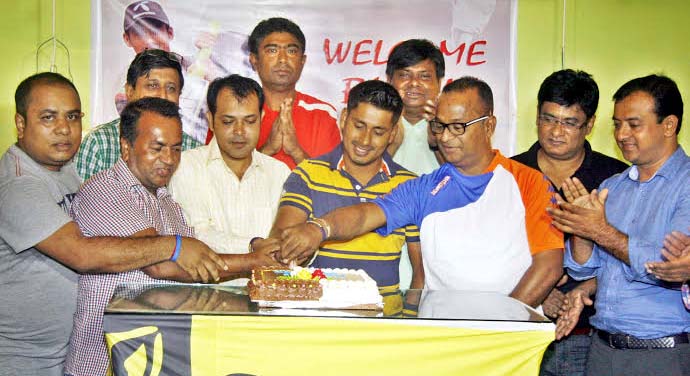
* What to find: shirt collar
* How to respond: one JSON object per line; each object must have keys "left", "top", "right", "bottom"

{"left": 522, "top": 141, "right": 542, "bottom": 168}
{"left": 205, "top": 136, "right": 261, "bottom": 170}
{"left": 206, "top": 136, "right": 223, "bottom": 162}
{"left": 523, "top": 140, "right": 594, "bottom": 172}
{"left": 401, "top": 116, "right": 428, "bottom": 128}
{"left": 326, "top": 144, "right": 394, "bottom": 177}
{"left": 9, "top": 144, "right": 76, "bottom": 175}
{"left": 627, "top": 145, "right": 688, "bottom": 181}
{"left": 113, "top": 158, "right": 170, "bottom": 198}
{"left": 578, "top": 140, "right": 595, "bottom": 171}
{"left": 482, "top": 149, "right": 506, "bottom": 174}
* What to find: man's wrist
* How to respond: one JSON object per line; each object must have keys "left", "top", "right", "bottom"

{"left": 306, "top": 218, "right": 331, "bottom": 241}
{"left": 286, "top": 145, "right": 307, "bottom": 162}
{"left": 170, "top": 235, "right": 182, "bottom": 262}
{"left": 259, "top": 143, "right": 278, "bottom": 156}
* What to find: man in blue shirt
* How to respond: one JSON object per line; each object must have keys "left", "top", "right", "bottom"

{"left": 550, "top": 74, "right": 689, "bottom": 376}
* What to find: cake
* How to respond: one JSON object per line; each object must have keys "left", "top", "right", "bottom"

{"left": 248, "top": 267, "right": 383, "bottom": 310}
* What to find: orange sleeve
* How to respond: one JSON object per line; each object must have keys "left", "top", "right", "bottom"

{"left": 515, "top": 164, "right": 564, "bottom": 254}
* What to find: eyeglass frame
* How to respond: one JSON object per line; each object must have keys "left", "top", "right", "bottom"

{"left": 537, "top": 114, "right": 588, "bottom": 131}
{"left": 429, "top": 115, "right": 490, "bottom": 136}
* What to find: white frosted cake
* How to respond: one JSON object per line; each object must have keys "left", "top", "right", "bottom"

{"left": 248, "top": 267, "right": 383, "bottom": 310}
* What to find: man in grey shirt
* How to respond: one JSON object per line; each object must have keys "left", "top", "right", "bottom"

{"left": 0, "top": 72, "right": 228, "bottom": 375}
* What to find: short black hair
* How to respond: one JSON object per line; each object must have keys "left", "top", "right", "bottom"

{"left": 346, "top": 80, "right": 403, "bottom": 125}
{"left": 248, "top": 17, "right": 306, "bottom": 55}
{"left": 120, "top": 97, "right": 181, "bottom": 145}
{"left": 15, "top": 72, "right": 79, "bottom": 118}
{"left": 538, "top": 69, "right": 599, "bottom": 120}
{"left": 613, "top": 74, "right": 684, "bottom": 134}
{"left": 442, "top": 76, "right": 494, "bottom": 114}
{"left": 385, "top": 39, "right": 445, "bottom": 80}
{"left": 126, "top": 49, "right": 184, "bottom": 90}
{"left": 207, "top": 74, "right": 264, "bottom": 115}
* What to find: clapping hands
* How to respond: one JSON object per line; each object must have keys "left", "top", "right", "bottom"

{"left": 645, "top": 230, "right": 690, "bottom": 282}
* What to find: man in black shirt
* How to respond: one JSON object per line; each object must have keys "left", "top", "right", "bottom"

{"left": 512, "top": 69, "right": 628, "bottom": 376}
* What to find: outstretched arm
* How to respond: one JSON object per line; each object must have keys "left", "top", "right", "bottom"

{"left": 279, "top": 203, "right": 387, "bottom": 264}
{"left": 36, "top": 221, "right": 228, "bottom": 282}
{"left": 510, "top": 249, "right": 563, "bottom": 307}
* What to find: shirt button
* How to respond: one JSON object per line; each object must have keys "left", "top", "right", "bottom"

{"left": 355, "top": 184, "right": 361, "bottom": 190}
{"left": 360, "top": 197, "right": 367, "bottom": 202}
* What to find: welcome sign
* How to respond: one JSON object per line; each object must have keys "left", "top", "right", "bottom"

{"left": 91, "top": 0, "right": 516, "bottom": 152}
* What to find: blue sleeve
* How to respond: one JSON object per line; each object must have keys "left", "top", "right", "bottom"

{"left": 623, "top": 181, "right": 690, "bottom": 284}
{"left": 373, "top": 176, "right": 426, "bottom": 236}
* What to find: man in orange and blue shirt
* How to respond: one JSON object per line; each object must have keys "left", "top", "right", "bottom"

{"left": 279, "top": 77, "right": 564, "bottom": 308}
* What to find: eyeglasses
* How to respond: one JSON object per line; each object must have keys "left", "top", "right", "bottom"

{"left": 429, "top": 115, "right": 489, "bottom": 136}
{"left": 538, "top": 114, "right": 587, "bottom": 130}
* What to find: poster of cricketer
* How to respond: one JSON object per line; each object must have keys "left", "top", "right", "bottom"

{"left": 91, "top": 0, "right": 517, "bottom": 153}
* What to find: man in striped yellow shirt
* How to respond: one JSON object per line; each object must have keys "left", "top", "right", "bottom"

{"left": 270, "top": 80, "right": 423, "bottom": 314}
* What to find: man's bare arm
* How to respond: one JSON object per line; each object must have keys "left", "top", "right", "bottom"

{"left": 36, "top": 221, "right": 227, "bottom": 282}
{"left": 568, "top": 235, "right": 595, "bottom": 265}
{"left": 407, "top": 241, "right": 425, "bottom": 289}
{"left": 280, "top": 203, "right": 387, "bottom": 264}
{"left": 509, "top": 249, "right": 564, "bottom": 307}
{"left": 147, "top": 250, "right": 281, "bottom": 281}
{"left": 269, "top": 205, "right": 309, "bottom": 239}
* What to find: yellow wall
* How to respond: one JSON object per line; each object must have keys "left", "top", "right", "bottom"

{"left": 0, "top": 0, "right": 90, "bottom": 154}
{"left": 517, "top": 0, "right": 690, "bottom": 157}
{"left": 1, "top": 0, "right": 688, "bottom": 155}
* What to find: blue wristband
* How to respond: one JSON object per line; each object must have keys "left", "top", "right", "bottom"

{"left": 170, "top": 235, "right": 182, "bottom": 262}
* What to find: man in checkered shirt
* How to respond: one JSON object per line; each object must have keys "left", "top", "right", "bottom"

{"left": 75, "top": 49, "right": 202, "bottom": 182}
{"left": 64, "top": 97, "right": 279, "bottom": 376}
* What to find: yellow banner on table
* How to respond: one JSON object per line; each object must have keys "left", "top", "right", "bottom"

{"left": 190, "top": 316, "right": 551, "bottom": 375}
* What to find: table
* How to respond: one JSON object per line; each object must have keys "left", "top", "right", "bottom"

{"left": 104, "top": 284, "right": 554, "bottom": 375}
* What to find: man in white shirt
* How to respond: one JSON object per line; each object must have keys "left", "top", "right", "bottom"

{"left": 169, "top": 74, "right": 290, "bottom": 283}
{"left": 386, "top": 39, "right": 446, "bottom": 175}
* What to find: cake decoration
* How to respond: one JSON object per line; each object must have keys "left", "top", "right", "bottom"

{"left": 248, "top": 267, "right": 383, "bottom": 310}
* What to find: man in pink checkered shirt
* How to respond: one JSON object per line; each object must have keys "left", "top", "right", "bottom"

{"left": 64, "top": 97, "right": 280, "bottom": 376}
